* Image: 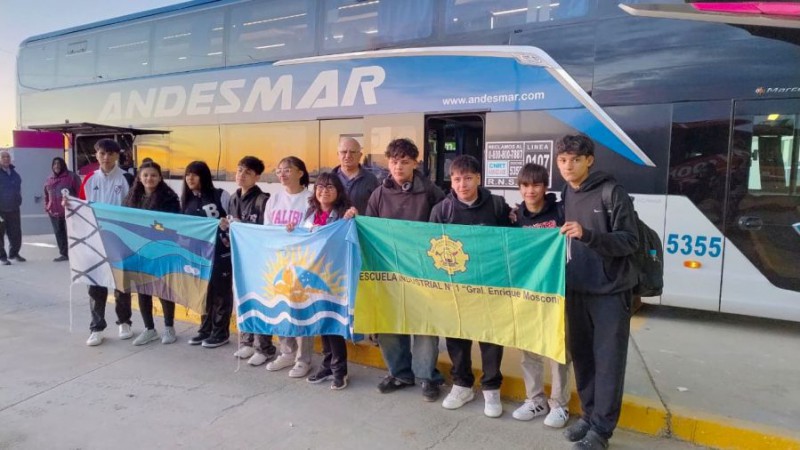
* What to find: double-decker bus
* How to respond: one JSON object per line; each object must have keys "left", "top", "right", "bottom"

{"left": 15, "top": 0, "right": 800, "bottom": 322}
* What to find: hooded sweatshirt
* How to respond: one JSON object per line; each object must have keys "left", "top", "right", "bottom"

{"left": 561, "top": 171, "right": 639, "bottom": 294}
{"left": 430, "top": 187, "right": 510, "bottom": 226}
{"left": 515, "top": 193, "right": 563, "bottom": 229}
{"left": 44, "top": 166, "right": 81, "bottom": 217}
{"left": 228, "top": 185, "right": 269, "bottom": 224}
{"left": 365, "top": 169, "right": 444, "bottom": 222}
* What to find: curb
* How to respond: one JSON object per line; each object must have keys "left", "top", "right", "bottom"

{"left": 162, "top": 302, "right": 800, "bottom": 450}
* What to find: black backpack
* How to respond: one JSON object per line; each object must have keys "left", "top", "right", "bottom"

{"left": 601, "top": 183, "right": 664, "bottom": 297}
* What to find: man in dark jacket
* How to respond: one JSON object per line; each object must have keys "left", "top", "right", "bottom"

{"left": 557, "top": 135, "right": 639, "bottom": 450}
{"left": 0, "top": 150, "right": 25, "bottom": 265}
{"left": 332, "top": 137, "right": 379, "bottom": 215}
{"left": 365, "top": 138, "right": 445, "bottom": 402}
{"left": 429, "top": 155, "right": 511, "bottom": 418}
{"left": 222, "top": 156, "right": 276, "bottom": 366}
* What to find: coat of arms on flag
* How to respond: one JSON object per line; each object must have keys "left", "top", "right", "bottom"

{"left": 65, "top": 196, "right": 218, "bottom": 313}
{"left": 354, "top": 216, "right": 567, "bottom": 363}
{"left": 231, "top": 220, "right": 361, "bottom": 338}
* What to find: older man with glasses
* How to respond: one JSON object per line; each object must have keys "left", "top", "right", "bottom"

{"left": 331, "top": 137, "right": 379, "bottom": 215}
{"left": 0, "top": 150, "right": 25, "bottom": 265}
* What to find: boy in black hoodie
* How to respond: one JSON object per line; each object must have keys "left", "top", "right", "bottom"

{"left": 222, "top": 156, "right": 275, "bottom": 366}
{"left": 511, "top": 163, "right": 572, "bottom": 429}
{"left": 366, "top": 138, "right": 445, "bottom": 402}
{"left": 557, "top": 135, "right": 639, "bottom": 450}
{"left": 429, "top": 155, "right": 511, "bottom": 418}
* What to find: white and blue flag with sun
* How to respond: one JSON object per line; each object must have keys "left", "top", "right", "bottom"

{"left": 231, "top": 220, "right": 361, "bottom": 339}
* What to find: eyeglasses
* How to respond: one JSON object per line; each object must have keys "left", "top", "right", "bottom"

{"left": 338, "top": 150, "right": 360, "bottom": 156}
{"left": 315, "top": 184, "right": 337, "bottom": 192}
{"left": 275, "top": 167, "right": 294, "bottom": 175}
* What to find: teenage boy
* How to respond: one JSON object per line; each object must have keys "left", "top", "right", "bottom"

{"left": 556, "top": 135, "right": 639, "bottom": 450}
{"left": 365, "top": 138, "right": 445, "bottom": 402}
{"left": 79, "top": 139, "right": 133, "bottom": 346}
{"left": 510, "top": 163, "right": 572, "bottom": 429}
{"left": 429, "top": 155, "right": 511, "bottom": 418}
{"left": 223, "top": 156, "right": 275, "bottom": 366}
{"left": 332, "top": 137, "right": 379, "bottom": 215}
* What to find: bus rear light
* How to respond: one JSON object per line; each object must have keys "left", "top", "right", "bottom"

{"left": 684, "top": 260, "right": 703, "bottom": 269}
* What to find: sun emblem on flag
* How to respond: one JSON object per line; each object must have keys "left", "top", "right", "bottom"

{"left": 427, "top": 235, "right": 469, "bottom": 275}
{"left": 263, "top": 247, "right": 344, "bottom": 303}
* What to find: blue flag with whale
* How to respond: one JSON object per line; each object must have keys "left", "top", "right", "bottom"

{"left": 231, "top": 220, "right": 361, "bottom": 338}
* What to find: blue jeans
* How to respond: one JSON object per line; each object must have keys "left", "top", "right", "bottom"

{"left": 377, "top": 333, "right": 443, "bottom": 383}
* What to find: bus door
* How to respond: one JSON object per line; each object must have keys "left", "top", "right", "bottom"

{"left": 424, "top": 114, "right": 485, "bottom": 192}
{"left": 29, "top": 123, "right": 169, "bottom": 176}
{"left": 721, "top": 99, "right": 800, "bottom": 316}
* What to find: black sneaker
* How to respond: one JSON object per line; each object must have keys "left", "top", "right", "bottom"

{"left": 330, "top": 375, "right": 348, "bottom": 390}
{"left": 420, "top": 381, "right": 441, "bottom": 402}
{"left": 201, "top": 336, "right": 229, "bottom": 348}
{"left": 188, "top": 333, "right": 210, "bottom": 345}
{"left": 571, "top": 430, "right": 609, "bottom": 450}
{"left": 564, "top": 418, "right": 591, "bottom": 442}
{"left": 307, "top": 368, "right": 334, "bottom": 384}
{"left": 376, "top": 375, "right": 414, "bottom": 394}
{"left": 11, "top": 255, "right": 25, "bottom": 262}
{"left": 1, "top": 258, "right": 10, "bottom": 266}
{"left": 53, "top": 255, "right": 69, "bottom": 262}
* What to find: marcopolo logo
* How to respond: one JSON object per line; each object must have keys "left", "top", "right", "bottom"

{"left": 97, "top": 66, "right": 386, "bottom": 121}
{"left": 427, "top": 235, "right": 469, "bottom": 275}
{"left": 755, "top": 86, "right": 800, "bottom": 96}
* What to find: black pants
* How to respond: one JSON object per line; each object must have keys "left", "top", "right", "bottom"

{"left": 198, "top": 272, "right": 233, "bottom": 339}
{"left": 138, "top": 294, "right": 175, "bottom": 330}
{"left": 88, "top": 286, "right": 132, "bottom": 332}
{"left": 50, "top": 216, "right": 68, "bottom": 257}
{"left": 567, "top": 290, "right": 632, "bottom": 440}
{"left": 0, "top": 210, "right": 22, "bottom": 259}
{"left": 320, "top": 335, "right": 348, "bottom": 377}
{"left": 446, "top": 337, "right": 504, "bottom": 390}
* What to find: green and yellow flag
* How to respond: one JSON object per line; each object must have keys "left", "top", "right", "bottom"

{"left": 354, "top": 216, "right": 566, "bottom": 363}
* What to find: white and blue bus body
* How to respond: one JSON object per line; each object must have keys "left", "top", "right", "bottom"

{"left": 15, "top": 0, "right": 800, "bottom": 321}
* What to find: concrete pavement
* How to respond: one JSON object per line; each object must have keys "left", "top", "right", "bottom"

{"left": 1, "top": 234, "right": 796, "bottom": 449}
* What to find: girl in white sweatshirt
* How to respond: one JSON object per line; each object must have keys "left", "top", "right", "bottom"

{"left": 263, "top": 156, "right": 314, "bottom": 378}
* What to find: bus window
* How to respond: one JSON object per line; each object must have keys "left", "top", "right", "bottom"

{"left": 160, "top": 126, "right": 221, "bottom": 180}
{"left": 364, "top": 113, "right": 424, "bottom": 181}
{"left": 57, "top": 37, "right": 96, "bottom": 87}
{"left": 445, "top": 0, "right": 593, "bottom": 35}
{"left": 747, "top": 114, "right": 798, "bottom": 195}
{"left": 19, "top": 43, "right": 57, "bottom": 89}
{"left": 227, "top": 0, "right": 316, "bottom": 66}
{"left": 97, "top": 22, "right": 152, "bottom": 81}
{"left": 152, "top": 9, "right": 225, "bottom": 75}
{"left": 322, "top": 0, "right": 434, "bottom": 52}
{"left": 221, "top": 122, "right": 320, "bottom": 183}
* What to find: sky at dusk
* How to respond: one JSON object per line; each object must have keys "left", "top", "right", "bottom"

{"left": 0, "top": 0, "right": 184, "bottom": 147}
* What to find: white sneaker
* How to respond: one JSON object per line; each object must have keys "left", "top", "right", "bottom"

{"left": 512, "top": 399, "right": 549, "bottom": 421}
{"left": 288, "top": 361, "right": 311, "bottom": 378}
{"left": 441, "top": 385, "right": 475, "bottom": 410}
{"left": 132, "top": 329, "right": 159, "bottom": 346}
{"left": 543, "top": 403, "right": 569, "bottom": 428}
{"left": 483, "top": 390, "right": 503, "bottom": 418}
{"left": 118, "top": 323, "right": 133, "bottom": 340}
{"left": 266, "top": 354, "right": 296, "bottom": 371}
{"left": 161, "top": 326, "right": 177, "bottom": 344}
{"left": 233, "top": 346, "right": 255, "bottom": 359}
{"left": 247, "top": 352, "right": 269, "bottom": 366}
{"left": 86, "top": 331, "right": 104, "bottom": 346}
